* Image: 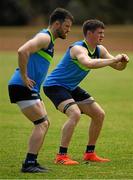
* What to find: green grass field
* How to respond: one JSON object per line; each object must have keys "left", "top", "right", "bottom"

{"left": 0, "top": 52, "right": 133, "bottom": 179}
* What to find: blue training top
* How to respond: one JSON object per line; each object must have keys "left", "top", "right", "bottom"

{"left": 44, "top": 40, "right": 100, "bottom": 91}
{"left": 8, "top": 29, "right": 55, "bottom": 93}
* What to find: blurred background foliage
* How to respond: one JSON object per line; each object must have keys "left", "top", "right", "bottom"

{"left": 0, "top": 0, "right": 133, "bottom": 26}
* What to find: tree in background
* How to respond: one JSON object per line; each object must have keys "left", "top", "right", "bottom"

{"left": 0, "top": 0, "right": 133, "bottom": 25}
{"left": 28, "top": 0, "right": 71, "bottom": 24}
{"left": 69, "top": 0, "right": 133, "bottom": 24}
{"left": 0, "top": 0, "right": 30, "bottom": 25}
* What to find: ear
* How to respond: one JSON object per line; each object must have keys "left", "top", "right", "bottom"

{"left": 87, "top": 30, "right": 92, "bottom": 36}
{"left": 54, "top": 20, "right": 61, "bottom": 27}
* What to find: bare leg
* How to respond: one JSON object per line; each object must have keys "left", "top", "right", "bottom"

{"left": 55, "top": 99, "right": 80, "bottom": 165}
{"left": 78, "top": 102, "right": 105, "bottom": 145}
{"left": 18, "top": 100, "right": 50, "bottom": 172}
{"left": 21, "top": 101, "right": 49, "bottom": 154}
{"left": 58, "top": 99, "right": 81, "bottom": 147}
{"left": 79, "top": 102, "right": 110, "bottom": 162}
{"left": 28, "top": 121, "right": 49, "bottom": 154}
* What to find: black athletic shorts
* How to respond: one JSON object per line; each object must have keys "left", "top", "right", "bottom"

{"left": 43, "top": 85, "right": 91, "bottom": 108}
{"left": 8, "top": 85, "right": 41, "bottom": 103}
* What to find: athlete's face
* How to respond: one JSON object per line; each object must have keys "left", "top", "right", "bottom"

{"left": 89, "top": 28, "right": 105, "bottom": 45}
{"left": 57, "top": 19, "right": 72, "bottom": 39}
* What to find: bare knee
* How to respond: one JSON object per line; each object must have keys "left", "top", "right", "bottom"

{"left": 34, "top": 119, "right": 50, "bottom": 135}
{"left": 42, "top": 120, "right": 50, "bottom": 128}
{"left": 68, "top": 109, "right": 81, "bottom": 126}
{"left": 96, "top": 109, "right": 105, "bottom": 123}
{"left": 90, "top": 108, "right": 105, "bottom": 124}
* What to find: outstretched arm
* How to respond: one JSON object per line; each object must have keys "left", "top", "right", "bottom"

{"left": 99, "top": 45, "right": 129, "bottom": 71}
{"left": 70, "top": 45, "right": 124, "bottom": 69}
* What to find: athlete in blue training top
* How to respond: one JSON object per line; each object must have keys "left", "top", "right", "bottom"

{"left": 8, "top": 8, "right": 73, "bottom": 173}
{"left": 43, "top": 19, "right": 129, "bottom": 165}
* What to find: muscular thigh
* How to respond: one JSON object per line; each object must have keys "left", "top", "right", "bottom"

{"left": 78, "top": 102, "right": 104, "bottom": 119}
{"left": 21, "top": 100, "right": 47, "bottom": 121}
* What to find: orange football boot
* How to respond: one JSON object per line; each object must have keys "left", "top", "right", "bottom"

{"left": 55, "top": 154, "right": 79, "bottom": 165}
{"left": 83, "top": 152, "right": 110, "bottom": 162}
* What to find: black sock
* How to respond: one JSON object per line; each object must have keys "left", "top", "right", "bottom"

{"left": 86, "top": 145, "right": 95, "bottom": 153}
{"left": 59, "top": 146, "right": 68, "bottom": 154}
{"left": 24, "top": 153, "right": 38, "bottom": 164}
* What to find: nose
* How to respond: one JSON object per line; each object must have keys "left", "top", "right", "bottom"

{"left": 68, "top": 27, "right": 71, "bottom": 32}
{"left": 101, "top": 33, "right": 104, "bottom": 38}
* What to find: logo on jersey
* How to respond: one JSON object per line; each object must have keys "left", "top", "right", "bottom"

{"left": 31, "top": 93, "right": 38, "bottom": 97}
{"left": 48, "top": 48, "right": 53, "bottom": 53}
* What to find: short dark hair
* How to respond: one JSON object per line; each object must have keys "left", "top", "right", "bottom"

{"left": 49, "top": 8, "right": 74, "bottom": 25}
{"left": 83, "top": 19, "right": 105, "bottom": 36}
